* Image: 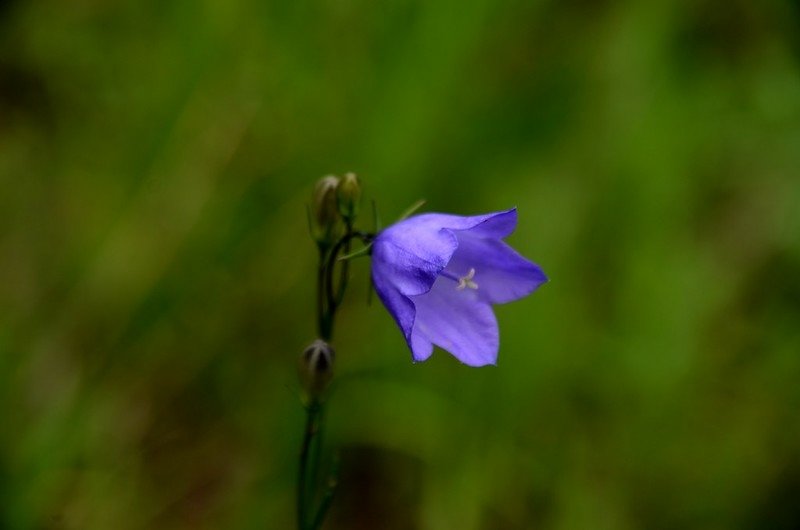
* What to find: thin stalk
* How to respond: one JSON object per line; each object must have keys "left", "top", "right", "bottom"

{"left": 297, "top": 403, "right": 320, "bottom": 530}
{"left": 316, "top": 250, "right": 327, "bottom": 339}
{"left": 325, "top": 231, "right": 373, "bottom": 316}
{"left": 335, "top": 221, "right": 353, "bottom": 306}
{"left": 299, "top": 229, "right": 372, "bottom": 530}
{"left": 308, "top": 404, "right": 326, "bottom": 504}
{"left": 308, "top": 455, "right": 340, "bottom": 530}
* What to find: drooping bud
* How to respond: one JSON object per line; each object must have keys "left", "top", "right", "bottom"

{"left": 336, "top": 172, "right": 361, "bottom": 222}
{"left": 311, "top": 176, "right": 344, "bottom": 248}
{"left": 298, "top": 339, "right": 335, "bottom": 402}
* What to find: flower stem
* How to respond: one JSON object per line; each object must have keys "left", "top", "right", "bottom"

{"left": 325, "top": 231, "right": 374, "bottom": 317}
{"left": 297, "top": 402, "right": 321, "bottom": 530}
{"left": 309, "top": 403, "right": 326, "bottom": 501}
{"left": 316, "top": 251, "right": 329, "bottom": 340}
{"left": 336, "top": 221, "right": 354, "bottom": 306}
{"left": 308, "top": 455, "right": 340, "bottom": 530}
{"left": 299, "top": 230, "right": 373, "bottom": 530}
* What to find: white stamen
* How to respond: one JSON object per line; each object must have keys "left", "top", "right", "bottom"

{"left": 456, "top": 268, "right": 478, "bottom": 290}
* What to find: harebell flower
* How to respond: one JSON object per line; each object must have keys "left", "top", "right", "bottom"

{"left": 294, "top": 175, "right": 546, "bottom": 529}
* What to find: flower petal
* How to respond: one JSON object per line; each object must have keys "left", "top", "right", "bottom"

{"left": 410, "top": 276, "right": 499, "bottom": 366}
{"left": 371, "top": 240, "right": 442, "bottom": 359}
{"left": 370, "top": 270, "right": 433, "bottom": 362}
{"left": 371, "top": 265, "right": 415, "bottom": 342}
{"left": 447, "top": 207, "right": 518, "bottom": 239}
{"left": 409, "top": 329, "right": 434, "bottom": 362}
{"left": 376, "top": 217, "right": 458, "bottom": 282}
{"left": 385, "top": 208, "right": 518, "bottom": 244}
{"left": 446, "top": 233, "right": 548, "bottom": 304}
{"left": 371, "top": 240, "right": 436, "bottom": 296}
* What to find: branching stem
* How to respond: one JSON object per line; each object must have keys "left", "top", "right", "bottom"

{"left": 298, "top": 230, "right": 371, "bottom": 529}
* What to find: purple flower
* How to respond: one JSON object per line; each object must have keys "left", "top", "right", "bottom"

{"left": 371, "top": 208, "right": 547, "bottom": 366}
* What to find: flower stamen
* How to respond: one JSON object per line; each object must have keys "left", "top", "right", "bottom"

{"left": 440, "top": 268, "right": 479, "bottom": 290}
{"left": 457, "top": 268, "right": 478, "bottom": 290}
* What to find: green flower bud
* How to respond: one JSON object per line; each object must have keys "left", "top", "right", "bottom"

{"left": 336, "top": 172, "right": 361, "bottom": 222}
{"left": 311, "top": 175, "right": 344, "bottom": 247}
{"left": 298, "top": 339, "right": 335, "bottom": 402}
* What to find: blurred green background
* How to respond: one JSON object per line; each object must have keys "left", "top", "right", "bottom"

{"left": 2, "top": 0, "right": 800, "bottom": 528}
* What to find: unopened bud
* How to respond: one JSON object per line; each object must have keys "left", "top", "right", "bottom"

{"left": 337, "top": 172, "right": 361, "bottom": 222}
{"left": 298, "top": 339, "right": 335, "bottom": 402}
{"left": 311, "top": 176, "right": 343, "bottom": 247}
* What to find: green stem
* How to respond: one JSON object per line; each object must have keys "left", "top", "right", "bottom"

{"left": 299, "top": 230, "right": 372, "bottom": 529}
{"left": 336, "top": 221, "right": 353, "bottom": 306}
{"left": 316, "top": 251, "right": 327, "bottom": 340}
{"left": 297, "top": 403, "right": 320, "bottom": 530}
{"left": 308, "top": 404, "right": 326, "bottom": 503}
{"left": 308, "top": 455, "right": 340, "bottom": 530}
{"left": 324, "top": 231, "right": 373, "bottom": 318}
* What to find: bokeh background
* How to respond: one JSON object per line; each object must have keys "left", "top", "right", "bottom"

{"left": 2, "top": 0, "right": 800, "bottom": 528}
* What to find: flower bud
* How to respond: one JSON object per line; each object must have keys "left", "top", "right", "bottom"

{"left": 311, "top": 176, "right": 344, "bottom": 247}
{"left": 298, "top": 339, "right": 335, "bottom": 402}
{"left": 336, "top": 172, "right": 361, "bottom": 222}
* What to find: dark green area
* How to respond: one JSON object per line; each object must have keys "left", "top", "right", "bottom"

{"left": 2, "top": 0, "right": 800, "bottom": 528}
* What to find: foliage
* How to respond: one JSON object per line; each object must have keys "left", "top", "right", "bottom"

{"left": 1, "top": 0, "right": 800, "bottom": 528}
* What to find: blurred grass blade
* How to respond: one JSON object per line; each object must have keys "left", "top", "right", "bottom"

{"left": 396, "top": 199, "right": 426, "bottom": 222}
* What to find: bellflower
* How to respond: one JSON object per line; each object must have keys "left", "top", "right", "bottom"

{"left": 371, "top": 208, "right": 547, "bottom": 366}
